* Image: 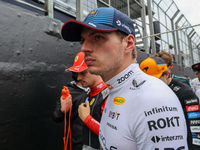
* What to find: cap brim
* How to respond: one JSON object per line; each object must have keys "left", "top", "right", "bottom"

{"left": 61, "top": 20, "right": 118, "bottom": 41}
{"left": 65, "top": 66, "right": 88, "bottom": 72}
{"left": 192, "top": 63, "right": 200, "bottom": 72}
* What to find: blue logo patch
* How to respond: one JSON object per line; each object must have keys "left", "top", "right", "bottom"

{"left": 188, "top": 112, "right": 200, "bottom": 119}
{"left": 192, "top": 133, "right": 200, "bottom": 138}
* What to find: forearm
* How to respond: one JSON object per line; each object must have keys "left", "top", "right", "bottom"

{"left": 83, "top": 115, "right": 100, "bottom": 135}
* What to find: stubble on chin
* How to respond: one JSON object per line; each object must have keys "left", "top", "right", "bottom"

{"left": 87, "top": 66, "right": 103, "bottom": 76}
{"left": 88, "top": 67, "right": 99, "bottom": 75}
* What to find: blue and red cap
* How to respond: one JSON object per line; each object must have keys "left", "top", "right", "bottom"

{"left": 61, "top": 7, "right": 135, "bottom": 41}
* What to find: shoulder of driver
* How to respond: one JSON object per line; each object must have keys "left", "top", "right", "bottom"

{"left": 131, "top": 74, "right": 187, "bottom": 149}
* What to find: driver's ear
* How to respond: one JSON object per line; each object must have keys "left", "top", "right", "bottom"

{"left": 166, "top": 71, "right": 171, "bottom": 78}
{"left": 169, "top": 63, "right": 173, "bottom": 69}
{"left": 124, "top": 34, "right": 135, "bottom": 54}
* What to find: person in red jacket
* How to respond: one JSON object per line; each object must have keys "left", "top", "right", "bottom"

{"left": 60, "top": 52, "right": 109, "bottom": 150}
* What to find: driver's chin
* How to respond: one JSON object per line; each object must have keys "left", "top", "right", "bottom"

{"left": 88, "top": 67, "right": 101, "bottom": 76}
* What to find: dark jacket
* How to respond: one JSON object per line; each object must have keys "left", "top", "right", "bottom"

{"left": 169, "top": 79, "right": 200, "bottom": 150}
{"left": 52, "top": 81, "right": 89, "bottom": 150}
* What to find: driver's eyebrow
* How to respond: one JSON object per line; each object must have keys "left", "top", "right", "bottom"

{"left": 81, "top": 29, "right": 110, "bottom": 40}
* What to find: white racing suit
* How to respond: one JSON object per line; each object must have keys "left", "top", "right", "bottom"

{"left": 99, "top": 64, "right": 188, "bottom": 150}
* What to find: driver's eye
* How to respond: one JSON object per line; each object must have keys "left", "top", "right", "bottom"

{"left": 94, "top": 35, "right": 102, "bottom": 41}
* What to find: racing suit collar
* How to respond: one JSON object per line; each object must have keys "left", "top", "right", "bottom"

{"left": 106, "top": 64, "right": 139, "bottom": 90}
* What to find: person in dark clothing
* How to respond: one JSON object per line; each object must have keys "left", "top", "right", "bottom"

{"left": 77, "top": 70, "right": 108, "bottom": 150}
{"left": 59, "top": 52, "right": 109, "bottom": 150}
{"left": 167, "top": 79, "right": 200, "bottom": 150}
{"left": 180, "top": 51, "right": 184, "bottom": 66}
{"left": 52, "top": 52, "right": 90, "bottom": 150}
{"left": 52, "top": 80, "right": 89, "bottom": 150}
{"left": 172, "top": 74, "right": 192, "bottom": 87}
{"left": 140, "top": 53, "right": 200, "bottom": 150}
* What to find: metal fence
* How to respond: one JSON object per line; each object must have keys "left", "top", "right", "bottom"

{"left": 12, "top": 0, "right": 200, "bottom": 67}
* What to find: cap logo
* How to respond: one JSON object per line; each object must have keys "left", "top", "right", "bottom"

{"left": 74, "top": 67, "right": 80, "bottom": 71}
{"left": 143, "top": 67, "right": 149, "bottom": 72}
{"left": 122, "top": 23, "right": 131, "bottom": 33}
{"left": 116, "top": 20, "right": 131, "bottom": 34}
{"left": 74, "top": 56, "right": 79, "bottom": 62}
{"left": 116, "top": 20, "right": 121, "bottom": 26}
{"left": 88, "top": 22, "right": 96, "bottom": 27}
{"left": 88, "top": 9, "right": 99, "bottom": 17}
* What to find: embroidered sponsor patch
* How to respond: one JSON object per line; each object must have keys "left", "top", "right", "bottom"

{"left": 151, "top": 135, "right": 183, "bottom": 143}
{"left": 187, "top": 112, "right": 200, "bottom": 119}
{"left": 184, "top": 99, "right": 199, "bottom": 105}
{"left": 147, "top": 116, "right": 180, "bottom": 131}
{"left": 192, "top": 138, "right": 200, "bottom": 146}
{"left": 186, "top": 105, "right": 200, "bottom": 112}
{"left": 88, "top": 10, "right": 99, "bottom": 17}
{"left": 117, "top": 70, "right": 133, "bottom": 84}
{"left": 192, "top": 133, "right": 200, "bottom": 138}
{"left": 90, "top": 98, "right": 95, "bottom": 106}
{"left": 190, "top": 126, "right": 200, "bottom": 132}
{"left": 190, "top": 119, "right": 200, "bottom": 126}
{"left": 101, "top": 88, "right": 109, "bottom": 99}
{"left": 113, "top": 97, "right": 125, "bottom": 105}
